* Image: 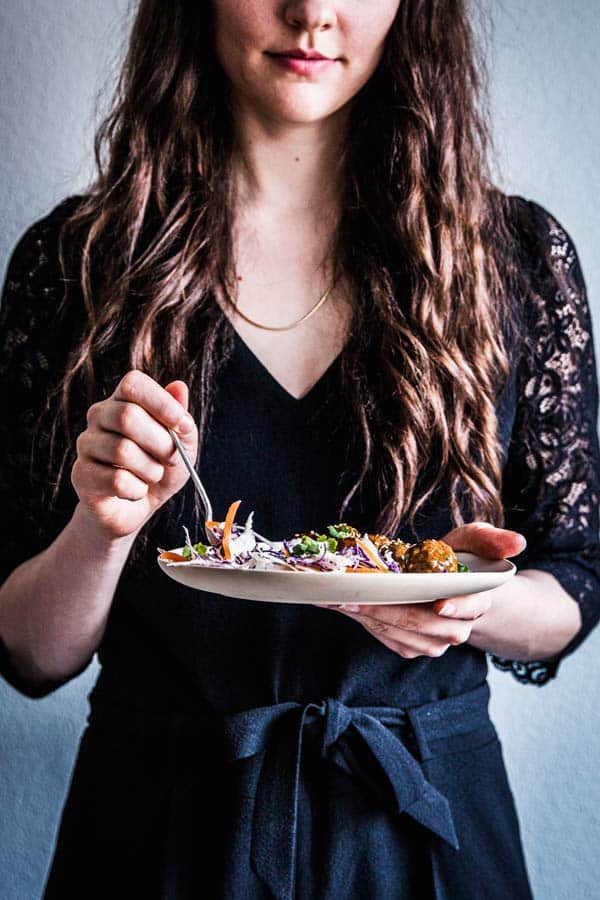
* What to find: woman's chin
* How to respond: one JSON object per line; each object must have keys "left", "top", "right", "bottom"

{"left": 253, "top": 96, "right": 351, "bottom": 129}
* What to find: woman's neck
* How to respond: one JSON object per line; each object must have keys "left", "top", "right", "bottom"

{"left": 231, "top": 102, "right": 349, "bottom": 216}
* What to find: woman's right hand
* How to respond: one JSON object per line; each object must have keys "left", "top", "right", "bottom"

{"left": 71, "top": 370, "right": 198, "bottom": 540}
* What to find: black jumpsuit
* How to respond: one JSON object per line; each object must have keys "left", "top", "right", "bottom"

{"left": 1, "top": 194, "right": 599, "bottom": 899}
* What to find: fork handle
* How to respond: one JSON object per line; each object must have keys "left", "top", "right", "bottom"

{"left": 168, "top": 427, "right": 213, "bottom": 523}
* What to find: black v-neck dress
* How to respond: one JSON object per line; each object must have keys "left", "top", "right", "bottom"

{"left": 1, "top": 194, "right": 599, "bottom": 900}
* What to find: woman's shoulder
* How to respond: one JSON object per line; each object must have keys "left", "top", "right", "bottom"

{"left": 1, "top": 193, "right": 89, "bottom": 334}
{"left": 503, "top": 194, "right": 594, "bottom": 397}
{"left": 504, "top": 193, "right": 584, "bottom": 285}
{"left": 11, "top": 192, "right": 87, "bottom": 241}
{"left": 502, "top": 193, "right": 590, "bottom": 343}
{"left": 1, "top": 193, "right": 91, "bottom": 388}
{"left": 3, "top": 193, "right": 88, "bottom": 287}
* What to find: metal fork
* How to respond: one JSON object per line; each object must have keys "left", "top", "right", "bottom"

{"left": 168, "top": 427, "right": 276, "bottom": 548}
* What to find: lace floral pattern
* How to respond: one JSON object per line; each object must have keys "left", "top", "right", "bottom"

{"left": 1, "top": 195, "right": 599, "bottom": 697}
{"left": 492, "top": 199, "right": 600, "bottom": 685}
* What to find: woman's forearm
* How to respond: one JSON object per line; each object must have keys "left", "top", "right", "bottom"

{"left": 0, "top": 503, "right": 138, "bottom": 692}
{"left": 467, "top": 569, "right": 582, "bottom": 661}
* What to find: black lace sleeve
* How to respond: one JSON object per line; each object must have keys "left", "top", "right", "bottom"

{"left": 0, "top": 195, "right": 92, "bottom": 698}
{"left": 490, "top": 198, "right": 600, "bottom": 686}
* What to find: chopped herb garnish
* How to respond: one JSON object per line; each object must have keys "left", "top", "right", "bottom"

{"left": 292, "top": 536, "right": 322, "bottom": 556}
{"left": 457, "top": 561, "right": 469, "bottom": 572}
{"left": 327, "top": 524, "right": 355, "bottom": 540}
{"left": 182, "top": 542, "right": 209, "bottom": 559}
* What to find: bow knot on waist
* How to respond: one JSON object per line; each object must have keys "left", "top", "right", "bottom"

{"left": 212, "top": 685, "right": 491, "bottom": 899}
{"left": 318, "top": 696, "right": 364, "bottom": 754}
{"left": 89, "top": 678, "right": 491, "bottom": 900}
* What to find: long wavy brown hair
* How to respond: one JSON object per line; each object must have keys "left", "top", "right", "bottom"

{"left": 45, "top": 0, "right": 537, "bottom": 562}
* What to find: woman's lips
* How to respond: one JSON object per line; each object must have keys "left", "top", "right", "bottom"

{"left": 267, "top": 54, "right": 337, "bottom": 76}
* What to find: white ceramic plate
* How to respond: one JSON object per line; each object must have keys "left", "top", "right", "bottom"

{"left": 157, "top": 551, "right": 516, "bottom": 605}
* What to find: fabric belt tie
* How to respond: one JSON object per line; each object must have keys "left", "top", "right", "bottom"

{"left": 88, "top": 678, "right": 492, "bottom": 900}
{"left": 219, "top": 687, "right": 481, "bottom": 900}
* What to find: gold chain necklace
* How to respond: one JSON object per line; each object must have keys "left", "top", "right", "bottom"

{"left": 220, "top": 276, "right": 335, "bottom": 332}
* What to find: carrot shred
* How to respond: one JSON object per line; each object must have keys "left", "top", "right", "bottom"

{"left": 221, "top": 499, "right": 242, "bottom": 561}
{"left": 355, "top": 538, "right": 389, "bottom": 572}
{"left": 205, "top": 520, "right": 220, "bottom": 528}
{"left": 160, "top": 551, "right": 188, "bottom": 562}
{"left": 345, "top": 565, "right": 388, "bottom": 573}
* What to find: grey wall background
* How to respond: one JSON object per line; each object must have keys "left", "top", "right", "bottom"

{"left": 1, "top": 2, "right": 599, "bottom": 898}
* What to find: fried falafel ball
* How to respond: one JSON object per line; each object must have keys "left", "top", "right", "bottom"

{"left": 403, "top": 538, "right": 458, "bottom": 573}
{"left": 367, "top": 533, "right": 389, "bottom": 549}
{"left": 385, "top": 539, "right": 412, "bottom": 566}
{"left": 377, "top": 538, "right": 410, "bottom": 568}
{"left": 369, "top": 536, "right": 412, "bottom": 568}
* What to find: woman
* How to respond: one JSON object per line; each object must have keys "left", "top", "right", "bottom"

{"left": 1, "top": 1, "right": 598, "bottom": 898}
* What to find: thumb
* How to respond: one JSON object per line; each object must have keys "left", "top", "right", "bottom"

{"left": 164, "top": 380, "right": 189, "bottom": 414}
{"left": 161, "top": 380, "right": 197, "bottom": 469}
{"left": 441, "top": 521, "right": 527, "bottom": 559}
{"left": 164, "top": 380, "right": 196, "bottom": 447}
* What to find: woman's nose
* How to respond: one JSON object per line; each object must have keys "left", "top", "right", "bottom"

{"left": 283, "top": 1, "right": 337, "bottom": 33}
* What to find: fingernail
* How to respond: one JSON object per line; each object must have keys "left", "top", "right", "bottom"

{"left": 339, "top": 604, "right": 361, "bottom": 612}
{"left": 439, "top": 603, "right": 456, "bottom": 616}
{"left": 177, "top": 414, "right": 195, "bottom": 434}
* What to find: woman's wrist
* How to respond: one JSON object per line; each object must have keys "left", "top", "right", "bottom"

{"left": 467, "top": 570, "right": 582, "bottom": 661}
{"left": 67, "top": 502, "right": 141, "bottom": 562}
{"left": 0, "top": 503, "right": 140, "bottom": 692}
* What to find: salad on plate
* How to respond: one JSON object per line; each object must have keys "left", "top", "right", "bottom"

{"left": 157, "top": 499, "right": 470, "bottom": 575}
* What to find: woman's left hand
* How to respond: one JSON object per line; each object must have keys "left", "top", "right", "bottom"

{"left": 315, "top": 522, "right": 527, "bottom": 659}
